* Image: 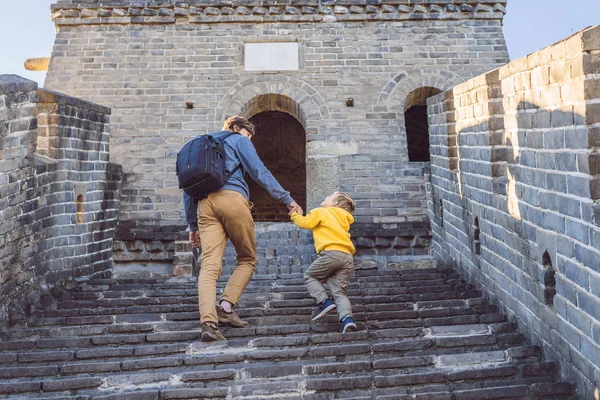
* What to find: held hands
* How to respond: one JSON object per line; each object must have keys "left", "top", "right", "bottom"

{"left": 189, "top": 231, "right": 201, "bottom": 249}
{"left": 288, "top": 201, "right": 304, "bottom": 216}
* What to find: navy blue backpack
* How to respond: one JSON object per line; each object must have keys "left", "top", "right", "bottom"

{"left": 176, "top": 132, "right": 241, "bottom": 200}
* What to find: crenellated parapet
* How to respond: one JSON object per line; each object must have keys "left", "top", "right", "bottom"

{"left": 51, "top": 1, "right": 507, "bottom": 25}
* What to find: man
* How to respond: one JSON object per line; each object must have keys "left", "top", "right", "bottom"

{"left": 184, "top": 116, "right": 303, "bottom": 342}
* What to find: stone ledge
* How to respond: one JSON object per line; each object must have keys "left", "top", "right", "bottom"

{"left": 0, "top": 75, "right": 37, "bottom": 95}
{"left": 38, "top": 89, "right": 111, "bottom": 115}
{"left": 51, "top": 2, "right": 507, "bottom": 25}
{"left": 115, "top": 224, "right": 184, "bottom": 241}
{"left": 351, "top": 222, "right": 431, "bottom": 238}
{"left": 123, "top": 222, "right": 432, "bottom": 242}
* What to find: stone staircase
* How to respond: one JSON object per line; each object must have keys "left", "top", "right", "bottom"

{"left": 0, "top": 267, "right": 576, "bottom": 399}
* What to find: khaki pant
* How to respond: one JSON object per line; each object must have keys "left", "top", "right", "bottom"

{"left": 197, "top": 190, "right": 256, "bottom": 325}
{"left": 304, "top": 250, "right": 354, "bottom": 321}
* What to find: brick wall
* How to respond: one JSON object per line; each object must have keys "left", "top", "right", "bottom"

{"left": 0, "top": 75, "right": 122, "bottom": 328}
{"left": 45, "top": 1, "right": 509, "bottom": 268}
{"left": 427, "top": 26, "right": 600, "bottom": 397}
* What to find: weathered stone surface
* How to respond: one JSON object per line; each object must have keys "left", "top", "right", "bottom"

{"left": 427, "top": 26, "right": 600, "bottom": 398}
{"left": 44, "top": 7, "right": 509, "bottom": 270}
{"left": 388, "top": 257, "right": 434, "bottom": 270}
{"left": 0, "top": 268, "right": 575, "bottom": 398}
{"left": 1, "top": 6, "right": 593, "bottom": 400}
{"left": 0, "top": 77, "right": 122, "bottom": 327}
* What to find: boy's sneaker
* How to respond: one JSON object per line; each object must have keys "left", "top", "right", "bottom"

{"left": 341, "top": 316, "right": 357, "bottom": 333}
{"left": 201, "top": 323, "right": 226, "bottom": 342}
{"left": 217, "top": 306, "right": 250, "bottom": 327}
{"left": 311, "top": 299, "right": 337, "bottom": 322}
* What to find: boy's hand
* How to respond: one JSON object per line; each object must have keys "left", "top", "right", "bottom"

{"left": 189, "top": 231, "right": 201, "bottom": 249}
{"left": 288, "top": 202, "right": 303, "bottom": 216}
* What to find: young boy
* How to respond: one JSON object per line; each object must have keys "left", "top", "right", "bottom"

{"left": 290, "top": 191, "right": 357, "bottom": 333}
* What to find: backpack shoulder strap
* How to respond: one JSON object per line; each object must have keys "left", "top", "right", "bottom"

{"left": 228, "top": 164, "right": 242, "bottom": 177}
{"left": 216, "top": 131, "right": 243, "bottom": 178}
{"left": 213, "top": 131, "right": 238, "bottom": 142}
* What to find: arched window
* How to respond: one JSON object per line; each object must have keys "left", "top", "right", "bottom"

{"left": 404, "top": 87, "right": 442, "bottom": 162}
{"left": 439, "top": 198, "right": 444, "bottom": 228}
{"left": 542, "top": 251, "right": 556, "bottom": 306}
{"left": 473, "top": 217, "right": 481, "bottom": 256}
{"left": 76, "top": 194, "right": 84, "bottom": 224}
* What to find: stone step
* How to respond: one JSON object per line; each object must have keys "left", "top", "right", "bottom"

{"left": 4, "top": 380, "right": 571, "bottom": 400}
{"left": 57, "top": 279, "right": 472, "bottom": 302}
{"left": 59, "top": 269, "right": 460, "bottom": 292}
{"left": 0, "top": 321, "right": 519, "bottom": 366}
{"left": 0, "top": 269, "right": 575, "bottom": 399}
{"left": 51, "top": 287, "right": 479, "bottom": 313}
{"left": 0, "top": 338, "right": 559, "bottom": 384}
{"left": 373, "top": 382, "right": 575, "bottom": 400}
{"left": 2, "top": 304, "right": 506, "bottom": 342}
{"left": 0, "top": 359, "right": 569, "bottom": 398}
{"left": 5, "top": 270, "right": 488, "bottom": 337}
{"left": 53, "top": 275, "right": 470, "bottom": 292}
{"left": 0, "top": 335, "right": 528, "bottom": 385}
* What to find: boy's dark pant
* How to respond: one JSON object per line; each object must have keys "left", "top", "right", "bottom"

{"left": 304, "top": 250, "right": 354, "bottom": 320}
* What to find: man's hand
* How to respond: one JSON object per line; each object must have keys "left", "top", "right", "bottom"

{"left": 288, "top": 202, "right": 303, "bottom": 216}
{"left": 189, "top": 231, "right": 201, "bottom": 249}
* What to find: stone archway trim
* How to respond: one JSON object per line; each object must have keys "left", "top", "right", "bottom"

{"left": 216, "top": 75, "right": 329, "bottom": 128}
{"left": 377, "top": 69, "right": 466, "bottom": 110}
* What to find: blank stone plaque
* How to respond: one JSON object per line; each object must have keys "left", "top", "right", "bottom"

{"left": 244, "top": 42, "right": 299, "bottom": 71}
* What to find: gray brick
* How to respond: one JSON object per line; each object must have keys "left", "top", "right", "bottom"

{"left": 567, "top": 175, "right": 591, "bottom": 198}
{"left": 179, "top": 369, "right": 236, "bottom": 382}
{"left": 0, "top": 381, "right": 41, "bottom": 394}
{"left": 551, "top": 109, "right": 574, "bottom": 127}
{"left": 562, "top": 259, "right": 590, "bottom": 289}
{"left": 543, "top": 130, "right": 565, "bottom": 149}
{"left": 121, "top": 356, "right": 183, "bottom": 370}
{"left": 18, "top": 350, "right": 74, "bottom": 363}
{"left": 592, "top": 323, "right": 600, "bottom": 346}
{"left": 566, "top": 219, "right": 590, "bottom": 244}
{"left": 555, "top": 194, "right": 580, "bottom": 218}
{"left": 581, "top": 337, "right": 600, "bottom": 367}
{"left": 93, "top": 391, "right": 160, "bottom": 400}
{"left": 555, "top": 152, "right": 578, "bottom": 172}
{"left": 42, "top": 377, "right": 102, "bottom": 392}
{"left": 565, "top": 128, "right": 588, "bottom": 149}
{"left": 574, "top": 244, "right": 600, "bottom": 273}
{"left": 0, "top": 366, "right": 59, "bottom": 379}
{"left": 578, "top": 290, "right": 600, "bottom": 322}
{"left": 542, "top": 212, "right": 565, "bottom": 233}
{"left": 61, "top": 361, "right": 121, "bottom": 374}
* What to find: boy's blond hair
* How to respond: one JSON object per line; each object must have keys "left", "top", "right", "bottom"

{"left": 334, "top": 192, "right": 355, "bottom": 214}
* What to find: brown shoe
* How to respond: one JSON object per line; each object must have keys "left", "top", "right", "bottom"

{"left": 217, "top": 306, "right": 250, "bottom": 328}
{"left": 201, "top": 323, "right": 226, "bottom": 342}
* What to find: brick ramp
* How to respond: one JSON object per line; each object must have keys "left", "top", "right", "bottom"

{"left": 0, "top": 268, "right": 575, "bottom": 399}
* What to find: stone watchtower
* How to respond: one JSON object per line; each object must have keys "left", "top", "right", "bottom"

{"left": 46, "top": 0, "right": 509, "bottom": 275}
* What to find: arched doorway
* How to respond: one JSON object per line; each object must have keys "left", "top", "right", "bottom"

{"left": 404, "top": 87, "right": 442, "bottom": 162}
{"left": 248, "top": 110, "right": 306, "bottom": 222}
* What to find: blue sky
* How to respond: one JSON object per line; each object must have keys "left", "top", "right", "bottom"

{"left": 0, "top": 0, "right": 599, "bottom": 86}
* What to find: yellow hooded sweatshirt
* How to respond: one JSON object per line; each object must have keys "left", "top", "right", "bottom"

{"left": 291, "top": 207, "right": 355, "bottom": 255}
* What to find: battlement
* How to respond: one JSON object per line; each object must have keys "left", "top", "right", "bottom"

{"left": 427, "top": 25, "right": 600, "bottom": 398}
{"left": 51, "top": 0, "right": 507, "bottom": 25}
{"left": 0, "top": 75, "right": 122, "bottom": 327}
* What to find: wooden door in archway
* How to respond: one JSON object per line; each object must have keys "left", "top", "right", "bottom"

{"left": 248, "top": 111, "right": 306, "bottom": 222}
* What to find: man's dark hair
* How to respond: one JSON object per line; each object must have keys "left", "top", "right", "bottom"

{"left": 223, "top": 116, "right": 255, "bottom": 136}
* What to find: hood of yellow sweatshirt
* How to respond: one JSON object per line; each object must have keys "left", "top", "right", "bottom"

{"left": 326, "top": 207, "right": 354, "bottom": 230}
